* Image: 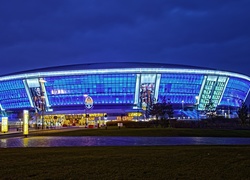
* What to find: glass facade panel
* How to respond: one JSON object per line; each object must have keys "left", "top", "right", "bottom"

{"left": 198, "top": 76, "right": 228, "bottom": 110}
{"left": 0, "top": 80, "right": 31, "bottom": 109}
{"left": 158, "top": 74, "right": 204, "bottom": 104}
{"left": 220, "top": 77, "right": 250, "bottom": 107}
{"left": 44, "top": 74, "right": 136, "bottom": 106}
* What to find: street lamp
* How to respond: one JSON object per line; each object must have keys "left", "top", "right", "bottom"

{"left": 181, "top": 100, "right": 184, "bottom": 110}
{"left": 181, "top": 100, "right": 184, "bottom": 119}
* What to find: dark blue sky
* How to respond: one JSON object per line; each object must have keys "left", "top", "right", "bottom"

{"left": 0, "top": 0, "right": 250, "bottom": 77}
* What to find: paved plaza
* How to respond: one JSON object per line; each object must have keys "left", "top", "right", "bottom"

{"left": 1, "top": 127, "right": 250, "bottom": 148}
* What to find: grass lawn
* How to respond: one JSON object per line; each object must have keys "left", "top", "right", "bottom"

{"left": 2, "top": 127, "right": 250, "bottom": 179}
{"left": 0, "top": 146, "right": 250, "bottom": 179}
{"left": 33, "top": 127, "right": 250, "bottom": 137}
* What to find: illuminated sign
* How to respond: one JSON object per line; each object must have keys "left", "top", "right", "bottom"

{"left": 1, "top": 117, "right": 8, "bottom": 133}
{"left": 23, "top": 110, "right": 29, "bottom": 135}
{"left": 116, "top": 116, "right": 133, "bottom": 121}
{"left": 128, "top": 112, "right": 142, "bottom": 117}
{"left": 85, "top": 96, "right": 94, "bottom": 109}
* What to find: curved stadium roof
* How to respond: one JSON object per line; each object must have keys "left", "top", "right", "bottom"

{"left": 1, "top": 62, "right": 250, "bottom": 82}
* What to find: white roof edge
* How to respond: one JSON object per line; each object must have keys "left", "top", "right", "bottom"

{"left": 0, "top": 68, "right": 249, "bottom": 82}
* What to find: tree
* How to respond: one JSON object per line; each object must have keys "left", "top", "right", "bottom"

{"left": 237, "top": 101, "right": 248, "bottom": 125}
{"left": 165, "top": 99, "right": 174, "bottom": 119}
{"left": 149, "top": 97, "right": 174, "bottom": 120}
{"left": 149, "top": 103, "right": 165, "bottom": 120}
{"left": 205, "top": 100, "right": 216, "bottom": 119}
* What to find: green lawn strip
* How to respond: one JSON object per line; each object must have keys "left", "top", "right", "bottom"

{"left": 0, "top": 146, "right": 250, "bottom": 179}
{"left": 33, "top": 127, "right": 250, "bottom": 137}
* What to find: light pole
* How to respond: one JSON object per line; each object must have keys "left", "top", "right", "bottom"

{"left": 181, "top": 100, "right": 184, "bottom": 119}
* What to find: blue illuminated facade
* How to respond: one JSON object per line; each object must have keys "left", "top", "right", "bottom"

{"left": 0, "top": 62, "right": 249, "bottom": 118}
{"left": 45, "top": 74, "right": 136, "bottom": 106}
{"left": 0, "top": 79, "right": 30, "bottom": 109}
{"left": 159, "top": 74, "right": 203, "bottom": 104}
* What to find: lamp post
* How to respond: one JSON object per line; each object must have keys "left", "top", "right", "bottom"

{"left": 181, "top": 100, "right": 184, "bottom": 119}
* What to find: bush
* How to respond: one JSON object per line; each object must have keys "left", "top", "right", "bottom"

{"left": 105, "top": 118, "right": 249, "bottom": 129}
{"left": 106, "top": 119, "right": 178, "bottom": 128}
{"left": 106, "top": 121, "right": 132, "bottom": 127}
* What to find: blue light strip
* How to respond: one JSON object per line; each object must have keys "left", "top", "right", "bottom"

{"left": 0, "top": 68, "right": 249, "bottom": 82}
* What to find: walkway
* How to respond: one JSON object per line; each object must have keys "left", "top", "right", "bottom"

{"left": 1, "top": 136, "right": 250, "bottom": 148}
{"left": 0, "top": 126, "right": 85, "bottom": 139}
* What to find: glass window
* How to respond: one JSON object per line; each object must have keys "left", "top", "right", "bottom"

{"left": 158, "top": 74, "right": 204, "bottom": 104}
{"left": 0, "top": 79, "right": 31, "bottom": 109}
{"left": 45, "top": 74, "right": 136, "bottom": 106}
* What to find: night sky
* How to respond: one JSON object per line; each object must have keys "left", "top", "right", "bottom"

{"left": 0, "top": 0, "right": 250, "bottom": 77}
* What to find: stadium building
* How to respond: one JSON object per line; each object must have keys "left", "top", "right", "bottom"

{"left": 0, "top": 62, "right": 249, "bottom": 127}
